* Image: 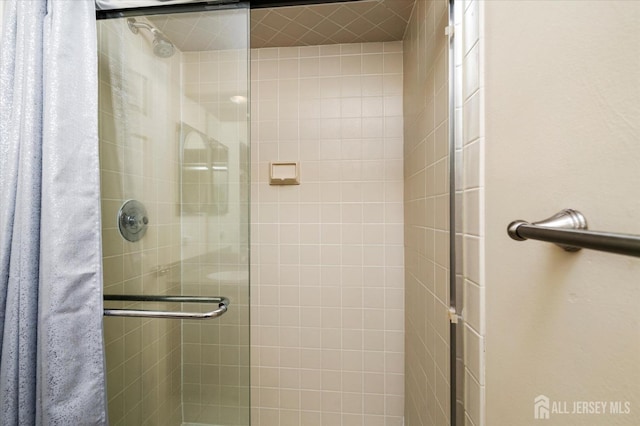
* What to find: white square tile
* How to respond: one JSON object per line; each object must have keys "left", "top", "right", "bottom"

{"left": 464, "top": 0, "right": 479, "bottom": 55}
{"left": 248, "top": 42, "right": 416, "bottom": 425}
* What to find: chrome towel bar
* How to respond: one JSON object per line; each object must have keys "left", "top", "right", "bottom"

{"left": 104, "top": 294, "right": 229, "bottom": 319}
{"left": 507, "top": 209, "right": 640, "bottom": 258}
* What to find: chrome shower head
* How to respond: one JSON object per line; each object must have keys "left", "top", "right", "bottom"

{"left": 127, "top": 18, "right": 175, "bottom": 58}
{"left": 151, "top": 31, "right": 175, "bottom": 58}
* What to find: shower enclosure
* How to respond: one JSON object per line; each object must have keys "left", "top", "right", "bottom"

{"left": 97, "top": 4, "right": 250, "bottom": 425}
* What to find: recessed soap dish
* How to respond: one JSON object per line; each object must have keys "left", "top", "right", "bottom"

{"left": 269, "top": 162, "right": 300, "bottom": 185}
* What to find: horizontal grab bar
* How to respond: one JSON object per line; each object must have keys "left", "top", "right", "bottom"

{"left": 507, "top": 209, "right": 640, "bottom": 258}
{"left": 103, "top": 294, "right": 229, "bottom": 319}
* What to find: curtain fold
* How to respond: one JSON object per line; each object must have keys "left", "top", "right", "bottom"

{"left": 0, "top": 0, "right": 108, "bottom": 424}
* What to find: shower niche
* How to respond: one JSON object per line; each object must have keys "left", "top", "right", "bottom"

{"left": 98, "top": 5, "right": 250, "bottom": 426}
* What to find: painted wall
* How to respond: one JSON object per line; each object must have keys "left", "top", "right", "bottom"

{"left": 250, "top": 42, "right": 405, "bottom": 425}
{"left": 483, "top": 1, "right": 640, "bottom": 425}
{"left": 402, "top": 0, "right": 451, "bottom": 425}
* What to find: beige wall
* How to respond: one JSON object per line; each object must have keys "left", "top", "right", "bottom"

{"left": 250, "top": 42, "right": 405, "bottom": 425}
{"left": 403, "top": 0, "right": 451, "bottom": 425}
{"left": 483, "top": 1, "right": 640, "bottom": 425}
{"left": 98, "top": 18, "right": 183, "bottom": 426}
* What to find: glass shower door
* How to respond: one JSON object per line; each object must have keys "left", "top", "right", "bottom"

{"left": 97, "top": 5, "right": 250, "bottom": 425}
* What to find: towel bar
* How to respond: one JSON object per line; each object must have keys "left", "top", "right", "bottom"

{"left": 103, "top": 294, "right": 229, "bottom": 319}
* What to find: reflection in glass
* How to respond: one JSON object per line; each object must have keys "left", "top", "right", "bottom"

{"left": 180, "top": 123, "right": 229, "bottom": 215}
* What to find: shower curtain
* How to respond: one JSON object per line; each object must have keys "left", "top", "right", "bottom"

{"left": 0, "top": 0, "right": 107, "bottom": 424}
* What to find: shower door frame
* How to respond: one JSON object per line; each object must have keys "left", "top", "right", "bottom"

{"left": 96, "top": 1, "right": 249, "bottom": 19}
{"left": 448, "top": 0, "right": 464, "bottom": 424}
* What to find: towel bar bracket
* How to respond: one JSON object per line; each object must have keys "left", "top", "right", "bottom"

{"left": 508, "top": 208, "right": 587, "bottom": 251}
{"left": 507, "top": 209, "right": 640, "bottom": 258}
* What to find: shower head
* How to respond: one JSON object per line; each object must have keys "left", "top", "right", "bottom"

{"left": 151, "top": 31, "right": 175, "bottom": 58}
{"left": 127, "top": 18, "right": 175, "bottom": 58}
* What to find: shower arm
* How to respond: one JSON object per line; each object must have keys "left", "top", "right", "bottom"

{"left": 126, "top": 17, "right": 175, "bottom": 58}
{"left": 127, "top": 17, "right": 166, "bottom": 39}
{"left": 104, "top": 294, "right": 230, "bottom": 319}
{"left": 127, "top": 18, "right": 154, "bottom": 34}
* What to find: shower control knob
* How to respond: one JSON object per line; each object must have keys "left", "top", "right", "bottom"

{"left": 125, "top": 215, "right": 136, "bottom": 227}
{"left": 125, "top": 214, "right": 148, "bottom": 228}
{"left": 117, "top": 200, "right": 149, "bottom": 242}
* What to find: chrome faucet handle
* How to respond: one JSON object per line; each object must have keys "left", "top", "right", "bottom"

{"left": 118, "top": 200, "right": 149, "bottom": 242}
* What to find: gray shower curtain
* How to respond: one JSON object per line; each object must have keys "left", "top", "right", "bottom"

{"left": 0, "top": 0, "right": 107, "bottom": 424}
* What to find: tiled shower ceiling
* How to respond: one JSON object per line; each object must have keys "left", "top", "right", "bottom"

{"left": 251, "top": 0, "right": 415, "bottom": 48}
{"left": 148, "top": 0, "right": 415, "bottom": 51}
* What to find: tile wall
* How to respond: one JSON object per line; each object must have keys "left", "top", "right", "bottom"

{"left": 96, "top": 5, "right": 485, "bottom": 426}
{"left": 250, "top": 41, "right": 405, "bottom": 426}
{"left": 98, "top": 18, "right": 184, "bottom": 426}
{"left": 402, "top": 0, "right": 451, "bottom": 425}
{"left": 460, "top": 1, "right": 485, "bottom": 425}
